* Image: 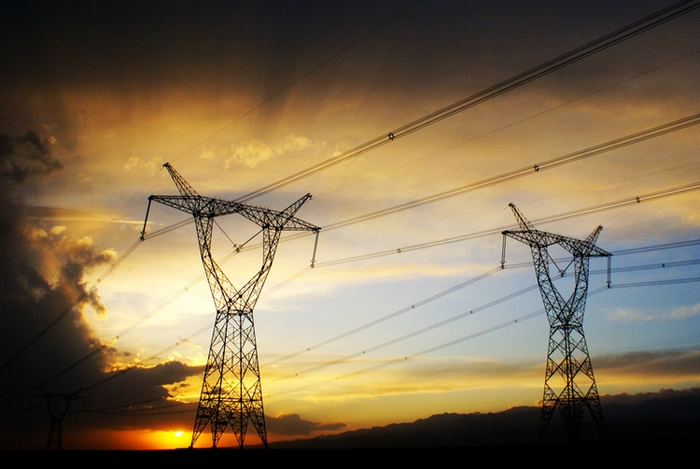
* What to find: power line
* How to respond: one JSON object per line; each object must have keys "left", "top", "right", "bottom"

{"left": 34, "top": 237, "right": 700, "bottom": 400}
{"left": 609, "top": 277, "right": 700, "bottom": 288}
{"left": 316, "top": 49, "right": 700, "bottom": 200}
{"left": 264, "top": 265, "right": 504, "bottom": 367}
{"left": 265, "top": 245, "right": 700, "bottom": 381}
{"left": 273, "top": 283, "right": 540, "bottom": 382}
{"left": 315, "top": 181, "right": 700, "bottom": 267}
{"left": 320, "top": 113, "right": 700, "bottom": 232}
{"left": 227, "top": 110, "right": 700, "bottom": 262}
{"left": 9, "top": 122, "right": 698, "bottom": 417}
{"left": 236, "top": 1, "right": 700, "bottom": 203}
{"left": 267, "top": 271, "right": 700, "bottom": 398}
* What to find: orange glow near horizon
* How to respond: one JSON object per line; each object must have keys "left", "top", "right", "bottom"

{"left": 72, "top": 429, "right": 190, "bottom": 451}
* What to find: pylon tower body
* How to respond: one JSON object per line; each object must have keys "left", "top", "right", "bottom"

{"left": 147, "top": 163, "right": 320, "bottom": 448}
{"left": 502, "top": 203, "right": 610, "bottom": 443}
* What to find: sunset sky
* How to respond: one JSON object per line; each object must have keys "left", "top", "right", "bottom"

{"left": 1, "top": 0, "right": 699, "bottom": 450}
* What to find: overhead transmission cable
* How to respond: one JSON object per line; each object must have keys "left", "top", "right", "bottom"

{"left": 236, "top": 0, "right": 700, "bottom": 203}
{"left": 317, "top": 48, "right": 700, "bottom": 199}
{"left": 269, "top": 269, "right": 700, "bottom": 397}
{"left": 6, "top": 1, "right": 697, "bottom": 425}
{"left": 216, "top": 111, "right": 700, "bottom": 260}
{"left": 613, "top": 238, "right": 700, "bottom": 255}
{"left": 268, "top": 286, "right": 611, "bottom": 396}
{"left": 320, "top": 113, "right": 700, "bottom": 232}
{"left": 47, "top": 3, "right": 694, "bottom": 395}
{"left": 315, "top": 180, "right": 700, "bottom": 267}
{"left": 267, "top": 240, "right": 700, "bottom": 374}
{"left": 240, "top": 110, "right": 700, "bottom": 257}
{"left": 36, "top": 234, "right": 700, "bottom": 398}
{"left": 264, "top": 265, "right": 504, "bottom": 367}
{"left": 30, "top": 1, "right": 696, "bottom": 363}
{"left": 272, "top": 282, "right": 541, "bottom": 382}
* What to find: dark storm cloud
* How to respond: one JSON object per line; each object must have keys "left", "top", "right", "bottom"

{"left": 0, "top": 131, "right": 201, "bottom": 449}
{"left": 1, "top": 0, "right": 693, "bottom": 135}
{"left": 0, "top": 131, "right": 62, "bottom": 182}
{"left": 0, "top": 131, "right": 107, "bottom": 449}
{"left": 0, "top": 0, "right": 379, "bottom": 91}
{"left": 1, "top": 1, "right": 649, "bottom": 91}
{"left": 267, "top": 413, "right": 346, "bottom": 436}
{"left": 76, "top": 361, "right": 204, "bottom": 431}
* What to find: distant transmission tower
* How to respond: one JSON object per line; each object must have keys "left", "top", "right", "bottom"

{"left": 39, "top": 389, "right": 82, "bottom": 450}
{"left": 501, "top": 203, "right": 610, "bottom": 443}
{"left": 144, "top": 163, "right": 320, "bottom": 449}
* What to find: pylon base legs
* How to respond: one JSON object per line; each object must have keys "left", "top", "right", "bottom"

{"left": 539, "top": 326, "right": 606, "bottom": 443}
{"left": 190, "top": 312, "right": 268, "bottom": 449}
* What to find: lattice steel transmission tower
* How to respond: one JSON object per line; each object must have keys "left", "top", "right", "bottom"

{"left": 144, "top": 163, "right": 320, "bottom": 449}
{"left": 501, "top": 203, "right": 610, "bottom": 443}
{"left": 39, "top": 389, "right": 82, "bottom": 450}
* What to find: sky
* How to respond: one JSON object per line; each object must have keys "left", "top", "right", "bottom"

{"left": 1, "top": 0, "right": 699, "bottom": 450}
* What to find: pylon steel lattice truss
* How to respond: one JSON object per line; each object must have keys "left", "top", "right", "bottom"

{"left": 501, "top": 203, "right": 610, "bottom": 443}
{"left": 145, "top": 163, "right": 320, "bottom": 449}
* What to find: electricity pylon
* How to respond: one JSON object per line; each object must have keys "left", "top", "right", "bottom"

{"left": 144, "top": 163, "right": 320, "bottom": 449}
{"left": 501, "top": 203, "right": 610, "bottom": 443}
{"left": 39, "top": 389, "right": 82, "bottom": 450}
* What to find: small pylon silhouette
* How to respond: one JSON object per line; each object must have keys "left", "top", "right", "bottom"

{"left": 39, "top": 389, "right": 82, "bottom": 450}
{"left": 145, "top": 163, "right": 320, "bottom": 448}
{"left": 501, "top": 203, "right": 610, "bottom": 443}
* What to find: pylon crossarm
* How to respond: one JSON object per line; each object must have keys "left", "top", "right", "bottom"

{"left": 559, "top": 235, "right": 611, "bottom": 258}
{"left": 149, "top": 195, "right": 212, "bottom": 215}
{"left": 277, "top": 193, "right": 319, "bottom": 230}
{"left": 150, "top": 197, "right": 319, "bottom": 238}
{"left": 504, "top": 227, "right": 611, "bottom": 259}
{"left": 228, "top": 196, "right": 320, "bottom": 232}
{"left": 503, "top": 230, "right": 560, "bottom": 248}
{"left": 209, "top": 199, "right": 274, "bottom": 223}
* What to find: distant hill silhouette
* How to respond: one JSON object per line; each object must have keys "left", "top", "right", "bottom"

{"left": 41, "top": 389, "right": 698, "bottom": 460}
{"left": 272, "top": 388, "right": 700, "bottom": 449}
